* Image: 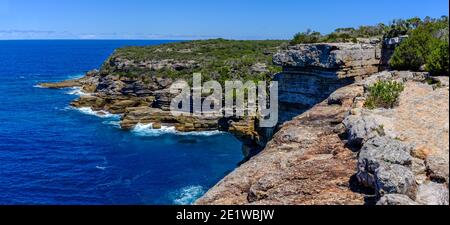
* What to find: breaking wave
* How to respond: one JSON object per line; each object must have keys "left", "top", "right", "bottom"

{"left": 131, "top": 123, "right": 223, "bottom": 137}
{"left": 65, "top": 87, "right": 90, "bottom": 96}
{"left": 172, "top": 185, "right": 205, "bottom": 205}
{"left": 69, "top": 107, "right": 121, "bottom": 119}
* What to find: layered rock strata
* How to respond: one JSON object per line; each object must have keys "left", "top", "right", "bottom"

{"left": 273, "top": 43, "right": 382, "bottom": 122}
{"left": 39, "top": 41, "right": 449, "bottom": 205}
{"left": 197, "top": 71, "right": 449, "bottom": 205}
{"left": 196, "top": 84, "right": 367, "bottom": 204}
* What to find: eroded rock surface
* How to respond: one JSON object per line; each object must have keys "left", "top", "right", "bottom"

{"left": 344, "top": 71, "right": 449, "bottom": 205}
{"left": 196, "top": 84, "right": 366, "bottom": 205}
{"left": 273, "top": 42, "right": 382, "bottom": 123}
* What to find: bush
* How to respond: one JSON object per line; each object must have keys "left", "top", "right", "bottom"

{"left": 426, "top": 40, "right": 449, "bottom": 76}
{"left": 389, "top": 30, "right": 432, "bottom": 70}
{"left": 389, "top": 16, "right": 449, "bottom": 75}
{"left": 290, "top": 29, "right": 321, "bottom": 45}
{"left": 321, "top": 33, "right": 357, "bottom": 43}
{"left": 364, "top": 81, "right": 405, "bottom": 109}
{"left": 384, "top": 17, "right": 422, "bottom": 39}
{"left": 104, "top": 39, "right": 285, "bottom": 83}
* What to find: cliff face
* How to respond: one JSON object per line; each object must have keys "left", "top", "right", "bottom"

{"left": 197, "top": 43, "right": 384, "bottom": 205}
{"left": 197, "top": 44, "right": 449, "bottom": 205}
{"left": 196, "top": 83, "right": 367, "bottom": 205}
{"left": 40, "top": 40, "right": 449, "bottom": 205}
{"left": 39, "top": 40, "right": 284, "bottom": 158}
{"left": 273, "top": 43, "right": 382, "bottom": 122}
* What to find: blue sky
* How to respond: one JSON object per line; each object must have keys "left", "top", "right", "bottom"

{"left": 0, "top": 0, "right": 448, "bottom": 40}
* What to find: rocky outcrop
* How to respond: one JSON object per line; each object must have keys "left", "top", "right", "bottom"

{"left": 38, "top": 40, "right": 283, "bottom": 156}
{"left": 39, "top": 40, "right": 449, "bottom": 205}
{"left": 197, "top": 67, "right": 449, "bottom": 205}
{"left": 377, "top": 194, "right": 418, "bottom": 205}
{"left": 273, "top": 42, "right": 382, "bottom": 122}
{"left": 39, "top": 70, "right": 100, "bottom": 92}
{"left": 342, "top": 71, "right": 449, "bottom": 205}
{"left": 273, "top": 43, "right": 382, "bottom": 78}
{"left": 356, "top": 136, "right": 416, "bottom": 198}
{"left": 120, "top": 107, "right": 221, "bottom": 132}
{"left": 416, "top": 182, "right": 449, "bottom": 205}
{"left": 196, "top": 84, "right": 367, "bottom": 205}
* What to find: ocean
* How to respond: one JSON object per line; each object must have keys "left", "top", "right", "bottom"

{"left": 0, "top": 40, "right": 243, "bottom": 205}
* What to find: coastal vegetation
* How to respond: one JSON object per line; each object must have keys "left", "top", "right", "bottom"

{"left": 390, "top": 16, "right": 449, "bottom": 76}
{"left": 102, "top": 39, "right": 286, "bottom": 84}
{"left": 364, "top": 80, "right": 405, "bottom": 109}
{"left": 289, "top": 16, "right": 449, "bottom": 76}
{"left": 290, "top": 22, "right": 388, "bottom": 45}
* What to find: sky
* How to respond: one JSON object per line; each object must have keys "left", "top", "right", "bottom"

{"left": 0, "top": 0, "right": 449, "bottom": 40}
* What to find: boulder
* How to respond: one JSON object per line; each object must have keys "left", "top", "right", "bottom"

{"left": 376, "top": 163, "right": 417, "bottom": 198}
{"left": 357, "top": 137, "right": 416, "bottom": 198}
{"left": 358, "top": 137, "right": 412, "bottom": 168}
{"left": 377, "top": 194, "right": 418, "bottom": 205}
{"left": 426, "top": 153, "right": 449, "bottom": 184}
{"left": 343, "top": 109, "right": 396, "bottom": 147}
{"left": 416, "top": 182, "right": 449, "bottom": 205}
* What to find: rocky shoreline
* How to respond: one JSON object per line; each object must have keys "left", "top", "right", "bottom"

{"left": 196, "top": 71, "right": 449, "bottom": 205}
{"left": 39, "top": 39, "right": 449, "bottom": 205}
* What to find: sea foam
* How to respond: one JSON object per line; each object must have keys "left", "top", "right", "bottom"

{"left": 65, "top": 87, "right": 90, "bottom": 96}
{"left": 69, "top": 107, "right": 121, "bottom": 119}
{"left": 131, "top": 123, "right": 223, "bottom": 137}
{"left": 172, "top": 185, "right": 205, "bottom": 205}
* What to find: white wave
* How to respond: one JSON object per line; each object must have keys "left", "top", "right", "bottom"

{"left": 132, "top": 123, "right": 177, "bottom": 137}
{"left": 67, "top": 73, "right": 85, "bottom": 79}
{"left": 70, "top": 107, "right": 121, "bottom": 119}
{"left": 102, "top": 120, "right": 121, "bottom": 128}
{"left": 131, "top": 123, "right": 223, "bottom": 137}
{"left": 172, "top": 185, "right": 205, "bottom": 205}
{"left": 65, "top": 87, "right": 90, "bottom": 96}
{"left": 33, "top": 84, "right": 43, "bottom": 88}
{"left": 96, "top": 166, "right": 107, "bottom": 171}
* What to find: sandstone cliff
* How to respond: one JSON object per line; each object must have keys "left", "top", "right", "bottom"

{"left": 273, "top": 43, "right": 382, "bottom": 122}
{"left": 39, "top": 39, "right": 284, "bottom": 157}
{"left": 39, "top": 40, "right": 449, "bottom": 205}
{"left": 196, "top": 43, "right": 449, "bottom": 205}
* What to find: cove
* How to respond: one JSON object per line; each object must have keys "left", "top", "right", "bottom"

{"left": 0, "top": 40, "right": 243, "bottom": 205}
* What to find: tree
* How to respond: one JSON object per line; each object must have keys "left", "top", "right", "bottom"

{"left": 390, "top": 16, "right": 449, "bottom": 75}
{"left": 426, "top": 40, "right": 449, "bottom": 76}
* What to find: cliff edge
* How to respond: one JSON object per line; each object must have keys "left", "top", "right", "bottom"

{"left": 196, "top": 43, "right": 449, "bottom": 205}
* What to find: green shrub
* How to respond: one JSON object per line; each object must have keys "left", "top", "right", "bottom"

{"left": 364, "top": 81, "right": 405, "bottom": 109}
{"left": 389, "top": 30, "right": 433, "bottom": 70}
{"left": 389, "top": 16, "right": 449, "bottom": 75}
{"left": 102, "top": 39, "right": 285, "bottom": 84}
{"left": 384, "top": 17, "right": 422, "bottom": 39}
{"left": 426, "top": 40, "right": 449, "bottom": 76}
{"left": 290, "top": 29, "right": 321, "bottom": 45}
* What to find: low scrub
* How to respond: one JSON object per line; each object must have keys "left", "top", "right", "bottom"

{"left": 364, "top": 81, "right": 405, "bottom": 109}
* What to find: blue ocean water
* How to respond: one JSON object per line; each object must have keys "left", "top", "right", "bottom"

{"left": 0, "top": 40, "right": 243, "bottom": 205}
